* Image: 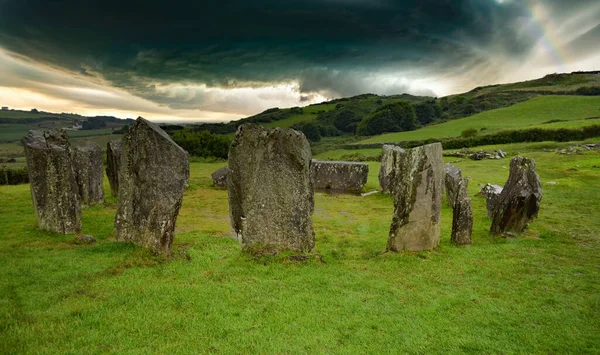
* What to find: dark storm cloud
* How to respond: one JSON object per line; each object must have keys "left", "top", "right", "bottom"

{"left": 0, "top": 0, "right": 598, "bottom": 111}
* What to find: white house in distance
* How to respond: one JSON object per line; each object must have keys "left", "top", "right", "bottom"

{"left": 1, "top": 106, "right": 8, "bottom": 111}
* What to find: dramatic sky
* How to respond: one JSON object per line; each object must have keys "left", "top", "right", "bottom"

{"left": 0, "top": 0, "right": 599, "bottom": 122}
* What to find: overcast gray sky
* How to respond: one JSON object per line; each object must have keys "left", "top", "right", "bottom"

{"left": 0, "top": 0, "right": 598, "bottom": 122}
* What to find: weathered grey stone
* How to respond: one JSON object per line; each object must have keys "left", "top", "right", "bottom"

{"left": 106, "top": 139, "right": 122, "bottom": 197}
{"left": 72, "top": 143, "right": 104, "bottom": 206}
{"left": 228, "top": 124, "right": 314, "bottom": 252}
{"left": 23, "top": 130, "right": 82, "bottom": 234}
{"left": 445, "top": 163, "right": 462, "bottom": 208}
{"left": 311, "top": 160, "right": 368, "bottom": 194}
{"left": 387, "top": 143, "right": 444, "bottom": 252}
{"left": 451, "top": 197, "right": 473, "bottom": 246}
{"left": 211, "top": 167, "right": 228, "bottom": 189}
{"left": 477, "top": 183, "right": 503, "bottom": 218}
{"left": 490, "top": 156, "right": 542, "bottom": 235}
{"left": 114, "top": 117, "right": 190, "bottom": 256}
{"left": 379, "top": 144, "right": 404, "bottom": 194}
{"left": 76, "top": 234, "right": 96, "bottom": 244}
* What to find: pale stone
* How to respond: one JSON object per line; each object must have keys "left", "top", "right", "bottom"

{"left": 311, "top": 160, "right": 368, "bottom": 194}
{"left": 387, "top": 143, "right": 444, "bottom": 252}
{"left": 379, "top": 144, "right": 404, "bottom": 194}
{"left": 72, "top": 143, "right": 104, "bottom": 206}
{"left": 114, "top": 117, "right": 190, "bottom": 256}
{"left": 23, "top": 130, "right": 81, "bottom": 234}
{"left": 228, "top": 124, "right": 314, "bottom": 252}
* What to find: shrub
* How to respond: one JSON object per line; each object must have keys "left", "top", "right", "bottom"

{"left": 356, "top": 101, "right": 417, "bottom": 136}
{"left": 0, "top": 166, "right": 29, "bottom": 185}
{"left": 171, "top": 130, "right": 231, "bottom": 159}
{"left": 461, "top": 128, "right": 479, "bottom": 138}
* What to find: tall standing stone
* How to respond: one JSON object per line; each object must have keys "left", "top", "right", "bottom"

{"left": 72, "top": 143, "right": 104, "bottom": 206}
{"left": 228, "top": 124, "right": 315, "bottom": 252}
{"left": 114, "top": 117, "right": 189, "bottom": 256}
{"left": 445, "top": 163, "right": 462, "bottom": 208}
{"left": 490, "top": 156, "right": 542, "bottom": 235}
{"left": 311, "top": 160, "right": 368, "bottom": 194}
{"left": 106, "top": 139, "right": 122, "bottom": 197}
{"left": 387, "top": 143, "right": 444, "bottom": 252}
{"left": 23, "top": 130, "right": 81, "bottom": 234}
{"left": 379, "top": 144, "right": 404, "bottom": 194}
{"left": 451, "top": 197, "right": 473, "bottom": 246}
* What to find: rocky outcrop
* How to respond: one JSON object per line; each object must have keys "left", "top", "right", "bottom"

{"left": 106, "top": 139, "right": 122, "bottom": 197}
{"left": 114, "top": 117, "right": 190, "bottom": 256}
{"left": 445, "top": 163, "right": 462, "bottom": 208}
{"left": 490, "top": 157, "right": 542, "bottom": 235}
{"left": 379, "top": 144, "right": 404, "bottom": 194}
{"left": 211, "top": 167, "right": 228, "bottom": 189}
{"left": 228, "top": 124, "right": 314, "bottom": 252}
{"left": 387, "top": 143, "right": 444, "bottom": 252}
{"left": 23, "top": 130, "right": 81, "bottom": 234}
{"left": 72, "top": 143, "right": 104, "bottom": 206}
{"left": 477, "top": 183, "right": 503, "bottom": 219}
{"left": 311, "top": 160, "right": 368, "bottom": 194}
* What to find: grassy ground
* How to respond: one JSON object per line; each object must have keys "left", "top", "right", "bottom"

{"left": 1, "top": 141, "right": 599, "bottom": 353}
{"left": 359, "top": 96, "right": 600, "bottom": 144}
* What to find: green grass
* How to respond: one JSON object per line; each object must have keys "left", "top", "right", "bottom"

{"left": 1, "top": 142, "right": 599, "bottom": 353}
{"left": 360, "top": 96, "right": 600, "bottom": 144}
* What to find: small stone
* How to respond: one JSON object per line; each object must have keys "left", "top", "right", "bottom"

{"left": 23, "top": 130, "right": 82, "bottom": 234}
{"left": 490, "top": 156, "right": 542, "bottom": 235}
{"left": 546, "top": 181, "right": 557, "bottom": 185}
{"left": 76, "top": 234, "right": 96, "bottom": 244}
{"left": 228, "top": 124, "right": 314, "bottom": 252}
{"left": 106, "top": 139, "right": 122, "bottom": 197}
{"left": 311, "top": 160, "right": 368, "bottom": 194}
{"left": 387, "top": 143, "right": 444, "bottom": 252}
{"left": 211, "top": 167, "right": 228, "bottom": 189}
{"left": 72, "top": 143, "right": 104, "bottom": 206}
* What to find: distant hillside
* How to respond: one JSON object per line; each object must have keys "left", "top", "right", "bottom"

{"left": 0, "top": 109, "right": 134, "bottom": 143}
{"left": 192, "top": 71, "right": 600, "bottom": 141}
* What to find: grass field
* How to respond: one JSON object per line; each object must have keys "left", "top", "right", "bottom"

{"left": 1, "top": 141, "right": 599, "bottom": 353}
{"left": 359, "top": 96, "right": 600, "bottom": 144}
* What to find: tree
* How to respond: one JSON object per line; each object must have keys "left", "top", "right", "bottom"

{"left": 356, "top": 101, "right": 417, "bottom": 136}
{"left": 292, "top": 121, "right": 321, "bottom": 142}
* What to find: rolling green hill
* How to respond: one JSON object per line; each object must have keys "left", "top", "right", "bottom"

{"left": 358, "top": 96, "right": 600, "bottom": 144}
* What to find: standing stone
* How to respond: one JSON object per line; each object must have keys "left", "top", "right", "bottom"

{"left": 311, "top": 160, "right": 368, "bottom": 194}
{"left": 445, "top": 163, "right": 462, "bottom": 208}
{"left": 379, "top": 144, "right": 404, "bottom": 194}
{"left": 23, "top": 130, "right": 81, "bottom": 234}
{"left": 106, "top": 139, "right": 122, "bottom": 197}
{"left": 490, "top": 157, "right": 542, "bottom": 235}
{"left": 451, "top": 197, "right": 473, "bottom": 246}
{"left": 114, "top": 117, "right": 189, "bottom": 256}
{"left": 72, "top": 143, "right": 104, "bottom": 206}
{"left": 211, "top": 167, "right": 228, "bottom": 189}
{"left": 477, "top": 183, "right": 503, "bottom": 218}
{"left": 387, "top": 143, "right": 444, "bottom": 252}
{"left": 228, "top": 124, "right": 314, "bottom": 252}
